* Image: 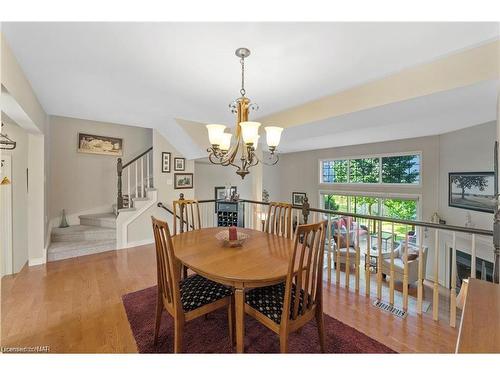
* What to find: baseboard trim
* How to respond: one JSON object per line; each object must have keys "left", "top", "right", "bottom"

{"left": 29, "top": 257, "right": 46, "bottom": 266}
{"left": 119, "top": 238, "right": 154, "bottom": 249}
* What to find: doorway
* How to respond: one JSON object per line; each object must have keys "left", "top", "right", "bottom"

{"left": 1, "top": 154, "right": 13, "bottom": 275}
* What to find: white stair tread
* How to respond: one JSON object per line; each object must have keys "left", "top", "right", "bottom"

{"left": 51, "top": 225, "right": 116, "bottom": 242}
{"left": 48, "top": 239, "right": 116, "bottom": 254}
{"left": 79, "top": 213, "right": 116, "bottom": 220}
{"left": 52, "top": 225, "right": 114, "bottom": 235}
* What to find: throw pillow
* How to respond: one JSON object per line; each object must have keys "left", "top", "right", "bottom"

{"left": 407, "top": 253, "right": 418, "bottom": 261}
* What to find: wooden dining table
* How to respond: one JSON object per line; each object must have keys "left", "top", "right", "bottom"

{"left": 172, "top": 227, "right": 296, "bottom": 353}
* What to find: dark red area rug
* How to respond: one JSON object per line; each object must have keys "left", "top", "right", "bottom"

{"left": 122, "top": 286, "right": 396, "bottom": 354}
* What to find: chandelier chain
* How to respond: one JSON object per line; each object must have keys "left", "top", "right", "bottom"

{"left": 240, "top": 57, "right": 246, "bottom": 97}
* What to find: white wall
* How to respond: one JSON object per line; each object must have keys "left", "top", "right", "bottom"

{"left": 438, "top": 121, "right": 495, "bottom": 229}
{"left": 194, "top": 159, "right": 255, "bottom": 200}
{"left": 27, "top": 133, "right": 45, "bottom": 265}
{"left": 48, "top": 116, "right": 152, "bottom": 225}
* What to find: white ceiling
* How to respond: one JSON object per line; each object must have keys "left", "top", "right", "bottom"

{"left": 2, "top": 22, "right": 499, "bottom": 157}
{"left": 279, "top": 80, "right": 498, "bottom": 153}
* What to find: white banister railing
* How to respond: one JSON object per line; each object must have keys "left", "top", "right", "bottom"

{"left": 117, "top": 147, "right": 153, "bottom": 210}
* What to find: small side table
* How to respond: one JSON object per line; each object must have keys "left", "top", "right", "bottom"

{"left": 364, "top": 248, "right": 389, "bottom": 273}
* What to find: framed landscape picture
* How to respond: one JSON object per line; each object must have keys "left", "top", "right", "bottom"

{"left": 78, "top": 133, "right": 123, "bottom": 156}
{"left": 174, "top": 173, "right": 193, "bottom": 189}
{"left": 161, "top": 152, "right": 171, "bottom": 173}
{"left": 174, "top": 157, "right": 185, "bottom": 171}
{"left": 449, "top": 172, "right": 495, "bottom": 213}
{"left": 292, "top": 192, "right": 307, "bottom": 206}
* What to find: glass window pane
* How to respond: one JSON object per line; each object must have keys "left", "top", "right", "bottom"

{"left": 321, "top": 194, "right": 348, "bottom": 213}
{"left": 381, "top": 155, "right": 420, "bottom": 184}
{"left": 349, "top": 158, "right": 379, "bottom": 183}
{"left": 322, "top": 160, "right": 348, "bottom": 183}
{"left": 381, "top": 198, "right": 418, "bottom": 240}
{"left": 351, "top": 196, "right": 380, "bottom": 216}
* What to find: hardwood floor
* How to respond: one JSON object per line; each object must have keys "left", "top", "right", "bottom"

{"left": 1, "top": 244, "right": 457, "bottom": 353}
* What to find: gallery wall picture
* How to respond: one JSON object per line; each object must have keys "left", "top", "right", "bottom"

{"left": 448, "top": 172, "right": 495, "bottom": 213}
{"left": 174, "top": 173, "right": 193, "bottom": 189}
{"left": 174, "top": 157, "right": 185, "bottom": 171}
{"left": 292, "top": 192, "right": 307, "bottom": 206}
{"left": 162, "top": 152, "right": 171, "bottom": 173}
{"left": 78, "top": 133, "right": 123, "bottom": 156}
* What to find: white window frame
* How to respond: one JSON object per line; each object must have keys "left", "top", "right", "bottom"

{"left": 318, "top": 189, "right": 422, "bottom": 221}
{"left": 319, "top": 151, "right": 422, "bottom": 187}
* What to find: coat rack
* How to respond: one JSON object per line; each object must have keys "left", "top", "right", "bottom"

{"left": 0, "top": 122, "right": 17, "bottom": 150}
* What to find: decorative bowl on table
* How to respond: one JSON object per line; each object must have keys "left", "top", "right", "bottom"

{"left": 215, "top": 230, "right": 249, "bottom": 248}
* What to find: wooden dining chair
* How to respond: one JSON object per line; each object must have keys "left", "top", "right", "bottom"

{"left": 172, "top": 199, "right": 202, "bottom": 236}
{"left": 264, "top": 202, "right": 293, "bottom": 238}
{"left": 245, "top": 220, "right": 327, "bottom": 353}
{"left": 173, "top": 199, "right": 203, "bottom": 278}
{"left": 151, "top": 216, "right": 234, "bottom": 353}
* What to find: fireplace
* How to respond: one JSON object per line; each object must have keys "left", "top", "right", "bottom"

{"left": 449, "top": 248, "right": 494, "bottom": 290}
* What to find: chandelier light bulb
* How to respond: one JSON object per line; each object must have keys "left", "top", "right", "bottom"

{"left": 252, "top": 135, "right": 261, "bottom": 150}
{"left": 206, "top": 124, "right": 226, "bottom": 146}
{"left": 264, "top": 126, "right": 283, "bottom": 148}
{"left": 240, "top": 121, "right": 261, "bottom": 145}
{"left": 219, "top": 133, "right": 232, "bottom": 151}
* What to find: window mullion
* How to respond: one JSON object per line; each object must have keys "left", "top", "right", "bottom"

{"left": 379, "top": 157, "right": 382, "bottom": 184}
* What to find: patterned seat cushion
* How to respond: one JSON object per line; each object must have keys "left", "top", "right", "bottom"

{"left": 245, "top": 282, "right": 310, "bottom": 324}
{"left": 180, "top": 274, "right": 233, "bottom": 312}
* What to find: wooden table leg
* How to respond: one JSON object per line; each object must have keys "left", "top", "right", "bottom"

{"left": 234, "top": 287, "right": 245, "bottom": 353}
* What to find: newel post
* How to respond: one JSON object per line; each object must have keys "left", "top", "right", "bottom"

{"left": 117, "top": 158, "right": 123, "bottom": 210}
{"left": 302, "top": 196, "right": 310, "bottom": 224}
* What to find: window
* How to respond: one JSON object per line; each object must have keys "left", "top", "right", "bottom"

{"left": 381, "top": 155, "right": 420, "bottom": 184}
{"left": 321, "top": 160, "right": 348, "bottom": 183}
{"left": 320, "top": 152, "right": 421, "bottom": 185}
{"left": 320, "top": 192, "right": 419, "bottom": 240}
{"left": 349, "top": 158, "right": 379, "bottom": 183}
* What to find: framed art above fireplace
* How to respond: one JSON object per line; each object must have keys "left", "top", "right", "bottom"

{"left": 448, "top": 172, "right": 495, "bottom": 213}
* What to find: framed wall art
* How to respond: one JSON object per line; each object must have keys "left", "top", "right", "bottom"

{"left": 448, "top": 172, "right": 495, "bottom": 213}
{"left": 78, "top": 133, "right": 123, "bottom": 156}
{"left": 162, "top": 152, "right": 171, "bottom": 173}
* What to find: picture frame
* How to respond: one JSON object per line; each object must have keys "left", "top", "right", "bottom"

{"left": 215, "top": 186, "right": 237, "bottom": 201}
{"left": 174, "top": 173, "right": 194, "bottom": 189}
{"left": 214, "top": 186, "right": 237, "bottom": 210}
{"left": 174, "top": 157, "right": 185, "bottom": 171}
{"left": 161, "top": 152, "right": 171, "bottom": 173}
{"left": 448, "top": 172, "right": 495, "bottom": 213}
{"left": 292, "top": 192, "right": 307, "bottom": 206}
{"left": 77, "top": 133, "right": 123, "bottom": 156}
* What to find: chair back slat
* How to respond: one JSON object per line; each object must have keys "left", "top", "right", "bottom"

{"left": 282, "top": 220, "right": 327, "bottom": 323}
{"left": 151, "top": 217, "right": 182, "bottom": 314}
{"left": 173, "top": 199, "right": 202, "bottom": 235}
{"left": 265, "top": 202, "right": 292, "bottom": 238}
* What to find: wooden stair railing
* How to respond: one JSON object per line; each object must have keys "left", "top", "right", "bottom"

{"left": 117, "top": 146, "right": 153, "bottom": 210}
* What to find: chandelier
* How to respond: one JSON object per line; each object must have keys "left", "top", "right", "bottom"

{"left": 206, "top": 48, "right": 283, "bottom": 179}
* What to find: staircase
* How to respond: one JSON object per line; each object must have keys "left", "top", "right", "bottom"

{"left": 47, "top": 214, "right": 117, "bottom": 261}
{"left": 47, "top": 147, "right": 155, "bottom": 262}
